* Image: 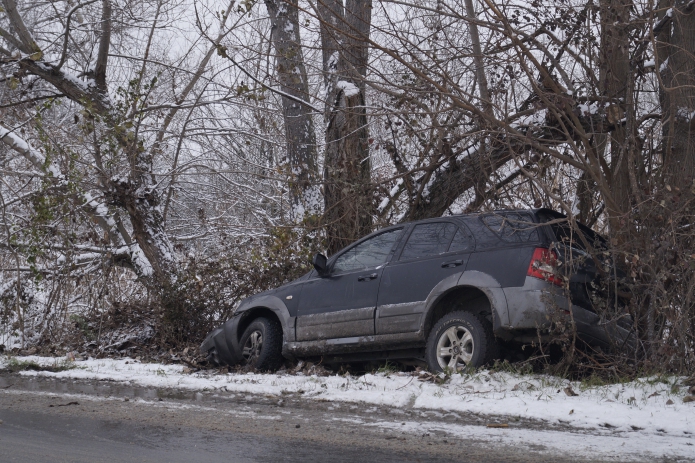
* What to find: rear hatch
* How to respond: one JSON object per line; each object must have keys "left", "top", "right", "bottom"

{"left": 535, "top": 209, "right": 611, "bottom": 314}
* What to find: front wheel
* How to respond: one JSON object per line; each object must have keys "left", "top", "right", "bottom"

{"left": 425, "top": 311, "right": 499, "bottom": 372}
{"left": 239, "top": 317, "right": 284, "bottom": 371}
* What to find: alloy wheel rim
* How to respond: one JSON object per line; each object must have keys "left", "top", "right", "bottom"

{"left": 436, "top": 325, "right": 474, "bottom": 371}
{"left": 242, "top": 330, "right": 263, "bottom": 361}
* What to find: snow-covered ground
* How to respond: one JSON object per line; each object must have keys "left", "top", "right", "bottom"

{"left": 2, "top": 355, "right": 694, "bottom": 461}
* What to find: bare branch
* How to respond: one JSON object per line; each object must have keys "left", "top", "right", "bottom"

{"left": 57, "top": 0, "right": 100, "bottom": 71}
{"left": 94, "top": 0, "right": 112, "bottom": 92}
{"left": 1, "top": 0, "right": 40, "bottom": 54}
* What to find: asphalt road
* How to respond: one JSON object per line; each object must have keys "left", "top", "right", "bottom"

{"left": 0, "top": 373, "right": 611, "bottom": 463}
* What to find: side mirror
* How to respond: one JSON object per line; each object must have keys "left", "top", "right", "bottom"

{"left": 312, "top": 253, "right": 329, "bottom": 276}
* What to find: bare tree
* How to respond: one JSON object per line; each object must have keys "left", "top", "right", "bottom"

{"left": 265, "top": 0, "right": 320, "bottom": 218}
{"left": 317, "top": 0, "right": 374, "bottom": 253}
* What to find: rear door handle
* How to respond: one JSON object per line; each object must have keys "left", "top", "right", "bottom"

{"left": 441, "top": 259, "right": 463, "bottom": 268}
{"left": 357, "top": 273, "right": 378, "bottom": 281}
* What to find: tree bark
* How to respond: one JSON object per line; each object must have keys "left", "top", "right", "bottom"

{"left": 265, "top": 0, "right": 319, "bottom": 218}
{"left": 659, "top": 1, "right": 695, "bottom": 192}
{"left": 599, "top": 0, "right": 633, "bottom": 241}
{"left": 9, "top": 6, "right": 176, "bottom": 286}
{"left": 319, "top": 0, "right": 374, "bottom": 254}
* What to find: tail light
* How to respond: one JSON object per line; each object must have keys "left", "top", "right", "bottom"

{"left": 527, "top": 248, "right": 563, "bottom": 286}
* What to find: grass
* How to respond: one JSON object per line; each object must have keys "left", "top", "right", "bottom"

{"left": 488, "top": 359, "right": 534, "bottom": 376}
{"left": 2, "top": 356, "right": 76, "bottom": 373}
{"left": 375, "top": 361, "right": 400, "bottom": 375}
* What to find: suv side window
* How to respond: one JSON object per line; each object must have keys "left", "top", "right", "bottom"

{"left": 482, "top": 213, "right": 539, "bottom": 242}
{"left": 400, "top": 222, "right": 457, "bottom": 260}
{"left": 332, "top": 228, "right": 403, "bottom": 274}
{"left": 448, "top": 227, "right": 474, "bottom": 252}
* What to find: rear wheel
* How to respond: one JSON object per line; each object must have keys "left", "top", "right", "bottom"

{"left": 425, "top": 311, "right": 499, "bottom": 372}
{"left": 239, "top": 317, "right": 283, "bottom": 371}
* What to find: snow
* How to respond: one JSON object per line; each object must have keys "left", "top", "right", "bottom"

{"left": 378, "top": 179, "right": 405, "bottom": 213}
{"left": 82, "top": 192, "right": 118, "bottom": 231}
{"left": 644, "top": 59, "right": 655, "bottom": 68}
{"left": 372, "top": 419, "right": 693, "bottom": 461}
{"left": 129, "top": 243, "right": 154, "bottom": 277}
{"left": 336, "top": 80, "right": 360, "bottom": 97}
{"left": 577, "top": 103, "right": 600, "bottom": 117}
{"left": 2, "top": 355, "right": 693, "bottom": 461}
{"left": 514, "top": 109, "right": 547, "bottom": 127}
{"left": 0, "top": 124, "right": 55, "bottom": 174}
{"left": 327, "top": 51, "right": 339, "bottom": 71}
{"left": 660, "top": 57, "right": 670, "bottom": 72}
{"left": 677, "top": 107, "right": 695, "bottom": 122}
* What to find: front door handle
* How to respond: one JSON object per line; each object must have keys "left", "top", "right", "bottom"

{"left": 441, "top": 259, "right": 463, "bottom": 268}
{"left": 358, "top": 273, "right": 378, "bottom": 281}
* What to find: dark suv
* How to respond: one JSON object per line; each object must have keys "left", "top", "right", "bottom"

{"left": 201, "top": 209, "right": 632, "bottom": 372}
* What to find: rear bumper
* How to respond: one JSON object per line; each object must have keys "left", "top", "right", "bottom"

{"left": 502, "top": 277, "right": 634, "bottom": 349}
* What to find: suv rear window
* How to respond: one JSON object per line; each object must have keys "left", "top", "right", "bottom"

{"left": 545, "top": 220, "right": 605, "bottom": 253}
{"left": 481, "top": 213, "right": 539, "bottom": 243}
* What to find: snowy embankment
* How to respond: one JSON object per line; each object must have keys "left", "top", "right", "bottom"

{"left": 2, "top": 355, "right": 694, "bottom": 460}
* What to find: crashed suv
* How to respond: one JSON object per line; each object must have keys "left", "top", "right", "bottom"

{"left": 201, "top": 209, "right": 632, "bottom": 372}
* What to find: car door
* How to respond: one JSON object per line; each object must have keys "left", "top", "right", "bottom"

{"left": 376, "top": 221, "right": 475, "bottom": 334}
{"left": 296, "top": 228, "right": 405, "bottom": 341}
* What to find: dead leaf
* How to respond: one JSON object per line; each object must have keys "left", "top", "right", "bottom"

{"left": 569, "top": 409, "right": 574, "bottom": 415}
{"left": 666, "top": 399, "right": 674, "bottom": 405}
{"left": 486, "top": 423, "right": 509, "bottom": 428}
{"left": 564, "top": 386, "right": 578, "bottom": 397}
{"left": 648, "top": 392, "right": 660, "bottom": 398}
{"left": 683, "top": 396, "right": 695, "bottom": 403}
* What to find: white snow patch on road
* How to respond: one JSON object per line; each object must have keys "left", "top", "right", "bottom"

{"left": 3, "top": 355, "right": 694, "bottom": 460}
{"left": 372, "top": 419, "right": 694, "bottom": 462}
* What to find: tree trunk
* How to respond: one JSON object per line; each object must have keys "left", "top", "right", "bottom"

{"left": 659, "top": 2, "right": 695, "bottom": 192}
{"left": 265, "top": 0, "right": 319, "bottom": 218}
{"left": 599, "top": 0, "right": 633, "bottom": 241}
{"left": 11, "top": 1, "right": 176, "bottom": 286}
{"left": 319, "top": 0, "right": 374, "bottom": 254}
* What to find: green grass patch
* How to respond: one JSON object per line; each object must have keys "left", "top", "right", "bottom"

{"left": 3, "top": 357, "right": 76, "bottom": 373}
{"left": 489, "top": 359, "right": 534, "bottom": 376}
{"left": 375, "top": 361, "right": 400, "bottom": 375}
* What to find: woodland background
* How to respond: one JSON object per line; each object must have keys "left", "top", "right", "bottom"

{"left": 0, "top": 0, "right": 693, "bottom": 375}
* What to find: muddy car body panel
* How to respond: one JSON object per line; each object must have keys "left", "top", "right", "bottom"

{"left": 201, "top": 209, "right": 633, "bottom": 367}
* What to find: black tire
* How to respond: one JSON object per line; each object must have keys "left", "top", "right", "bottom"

{"left": 425, "top": 311, "right": 499, "bottom": 373}
{"left": 238, "top": 317, "right": 283, "bottom": 371}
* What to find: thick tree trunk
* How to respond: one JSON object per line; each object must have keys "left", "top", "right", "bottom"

{"left": 463, "top": 0, "right": 494, "bottom": 209}
{"left": 599, "top": 0, "right": 633, "bottom": 241}
{"left": 265, "top": 0, "right": 319, "bottom": 218}
{"left": 659, "top": 2, "right": 695, "bottom": 192}
{"left": 319, "top": 0, "right": 374, "bottom": 254}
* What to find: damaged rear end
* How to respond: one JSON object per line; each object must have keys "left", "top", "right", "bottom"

{"left": 536, "top": 209, "right": 635, "bottom": 351}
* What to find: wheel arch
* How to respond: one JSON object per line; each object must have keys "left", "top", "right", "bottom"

{"left": 236, "top": 306, "right": 281, "bottom": 343}
{"left": 233, "top": 294, "right": 293, "bottom": 342}
{"left": 422, "top": 271, "right": 509, "bottom": 339}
